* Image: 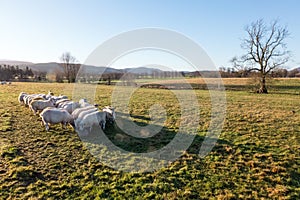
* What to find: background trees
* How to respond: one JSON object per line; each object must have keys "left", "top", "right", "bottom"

{"left": 0, "top": 65, "right": 34, "bottom": 81}
{"left": 233, "top": 19, "right": 290, "bottom": 93}
{"left": 60, "top": 52, "right": 79, "bottom": 83}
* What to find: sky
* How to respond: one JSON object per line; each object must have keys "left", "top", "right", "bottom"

{"left": 0, "top": 0, "right": 300, "bottom": 71}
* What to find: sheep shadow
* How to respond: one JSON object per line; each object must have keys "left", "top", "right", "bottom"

{"left": 76, "top": 112, "right": 231, "bottom": 165}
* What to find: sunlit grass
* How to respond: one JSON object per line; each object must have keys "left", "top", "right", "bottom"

{"left": 0, "top": 79, "right": 299, "bottom": 199}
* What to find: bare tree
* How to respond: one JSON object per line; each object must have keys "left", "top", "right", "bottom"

{"left": 60, "top": 52, "right": 79, "bottom": 83}
{"left": 234, "top": 19, "right": 290, "bottom": 93}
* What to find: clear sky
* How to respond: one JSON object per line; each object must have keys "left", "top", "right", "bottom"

{"left": 0, "top": 0, "right": 300, "bottom": 71}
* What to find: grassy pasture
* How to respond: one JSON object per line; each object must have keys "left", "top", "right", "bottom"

{"left": 0, "top": 79, "right": 299, "bottom": 199}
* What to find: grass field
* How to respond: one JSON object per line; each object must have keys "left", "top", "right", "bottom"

{"left": 0, "top": 78, "right": 299, "bottom": 199}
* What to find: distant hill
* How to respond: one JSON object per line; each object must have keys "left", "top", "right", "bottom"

{"left": 79, "top": 65, "right": 122, "bottom": 74}
{"left": 0, "top": 60, "right": 222, "bottom": 77}
{"left": 0, "top": 59, "right": 33, "bottom": 66}
{"left": 30, "top": 63, "right": 162, "bottom": 75}
{"left": 123, "top": 67, "right": 163, "bottom": 74}
{"left": 0, "top": 60, "right": 190, "bottom": 74}
{"left": 27, "top": 62, "right": 62, "bottom": 73}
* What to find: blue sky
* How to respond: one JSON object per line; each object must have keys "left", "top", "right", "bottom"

{"left": 0, "top": 0, "right": 300, "bottom": 71}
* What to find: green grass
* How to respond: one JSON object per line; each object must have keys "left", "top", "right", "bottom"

{"left": 0, "top": 80, "right": 299, "bottom": 199}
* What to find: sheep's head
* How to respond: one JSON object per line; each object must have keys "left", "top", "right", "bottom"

{"left": 48, "top": 90, "right": 54, "bottom": 96}
{"left": 103, "top": 106, "right": 115, "bottom": 123}
{"left": 69, "top": 118, "right": 75, "bottom": 128}
{"left": 79, "top": 98, "right": 88, "bottom": 104}
{"left": 49, "top": 98, "right": 56, "bottom": 106}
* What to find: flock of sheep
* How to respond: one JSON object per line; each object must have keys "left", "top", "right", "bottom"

{"left": 17, "top": 91, "right": 115, "bottom": 135}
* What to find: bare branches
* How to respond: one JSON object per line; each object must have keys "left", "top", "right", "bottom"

{"left": 60, "top": 52, "right": 79, "bottom": 83}
{"left": 60, "top": 52, "right": 76, "bottom": 65}
{"left": 239, "top": 19, "right": 290, "bottom": 74}
{"left": 235, "top": 19, "right": 290, "bottom": 93}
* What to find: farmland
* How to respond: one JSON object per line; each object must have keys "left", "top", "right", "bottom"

{"left": 0, "top": 78, "right": 299, "bottom": 199}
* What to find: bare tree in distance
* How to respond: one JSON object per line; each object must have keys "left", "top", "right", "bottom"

{"left": 232, "top": 19, "right": 290, "bottom": 93}
{"left": 60, "top": 52, "right": 79, "bottom": 83}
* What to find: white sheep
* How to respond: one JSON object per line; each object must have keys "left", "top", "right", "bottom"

{"left": 79, "top": 98, "right": 88, "bottom": 104}
{"left": 23, "top": 94, "right": 46, "bottom": 106}
{"left": 56, "top": 100, "right": 72, "bottom": 108}
{"left": 55, "top": 99, "right": 71, "bottom": 107}
{"left": 29, "top": 98, "right": 55, "bottom": 114}
{"left": 24, "top": 94, "right": 38, "bottom": 106}
{"left": 51, "top": 95, "right": 69, "bottom": 102}
{"left": 23, "top": 96, "right": 30, "bottom": 106}
{"left": 79, "top": 98, "right": 94, "bottom": 107}
{"left": 45, "top": 91, "right": 54, "bottom": 100}
{"left": 74, "top": 107, "right": 98, "bottom": 128}
{"left": 40, "top": 108, "right": 74, "bottom": 131}
{"left": 61, "top": 102, "right": 81, "bottom": 114}
{"left": 102, "top": 106, "right": 116, "bottom": 124}
{"left": 18, "top": 92, "right": 28, "bottom": 105}
{"left": 78, "top": 111, "right": 106, "bottom": 132}
{"left": 72, "top": 106, "right": 97, "bottom": 120}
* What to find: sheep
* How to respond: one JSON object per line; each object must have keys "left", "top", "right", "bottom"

{"left": 18, "top": 92, "right": 28, "bottom": 104}
{"left": 29, "top": 98, "right": 56, "bottom": 114}
{"left": 102, "top": 106, "right": 116, "bottom": 124}
{"left": 78, "top": 98, "right": 94, "bottom": 107}
{"left": 40, "top": 108, "right": 74, "bottom": 131}
{"left": 24, "top": 94, "right": 37, "bottom": 106}
{"left": 29, "top": 95, "right": 47, "bottom": 104}
{"left": 32, "top": 96, "right": 46, "bottom": 101}
{"left": 77, "top": 111, "right": 106, "bottom": 132}
{"left": 22, "top": 94, "right": 46, "bottom": 106}
{"left": 55, "top": 99, "right": 70, "bottom": 107}
{"left": 57, "top": 95, "right": 68, "bottom": 100}
{"left": 61, "top": 102, "right": 81, "bottom": 114}
{"left": 51, "top": 95, "right": 69, "bottom": 102}
{"left": 56, "top": 100, "right": 72, "bottom": 108}
{"left": 79, "top": 98, "right": 88, "bottom": 104}
{"left": 74, "top": 107, "right": 98, "bottom": 128}
{"left": 72, "top": 106, "right": 97, "bottom": 120}
{"left": 45, "top": 90, "right": 54, "bottom": 100}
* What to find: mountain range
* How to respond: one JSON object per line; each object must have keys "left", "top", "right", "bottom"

{"left": 1, "top": 59, "right": 299, "bottom": 74}
{"left": 0, "top": 60, "right": 165, "bottom": 74}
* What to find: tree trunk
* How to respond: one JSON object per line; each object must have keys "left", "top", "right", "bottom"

{"left": 258, "top": 75, "right": 268, "bottom": 93}
{"left": 107, "top": 76, "right": 111, "bottom": 85}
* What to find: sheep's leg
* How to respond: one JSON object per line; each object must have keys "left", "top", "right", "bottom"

{"left": 29, "top": 105, "right": 36, "bottom": 114}
{"left": 41, "top": 118, "right": 46, "bottom": 126}
{"left": 61, "top": 122, "right": 66, "bottom": 129}
{"left": 34, "top": 108, "right": 38, "bottom": 115}
{"left": 100, "top": 120, "right": 105, "bottom": 130}
{"left": 45, "top": 123, "right": 49, "bottom": 131}
{"left": 102, "top": 121, "right": 106, "bottom": 130}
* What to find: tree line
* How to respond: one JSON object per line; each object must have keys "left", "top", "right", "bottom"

{"left": 0, "top": 65, "right": 37, "bottom": 81}
{"left": 218, "top": 67, "right": 299, "bottom": 78}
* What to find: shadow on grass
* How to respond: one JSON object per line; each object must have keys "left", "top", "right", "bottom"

{"left": 75, "top": 113, "right": 231, "bottom": 172}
